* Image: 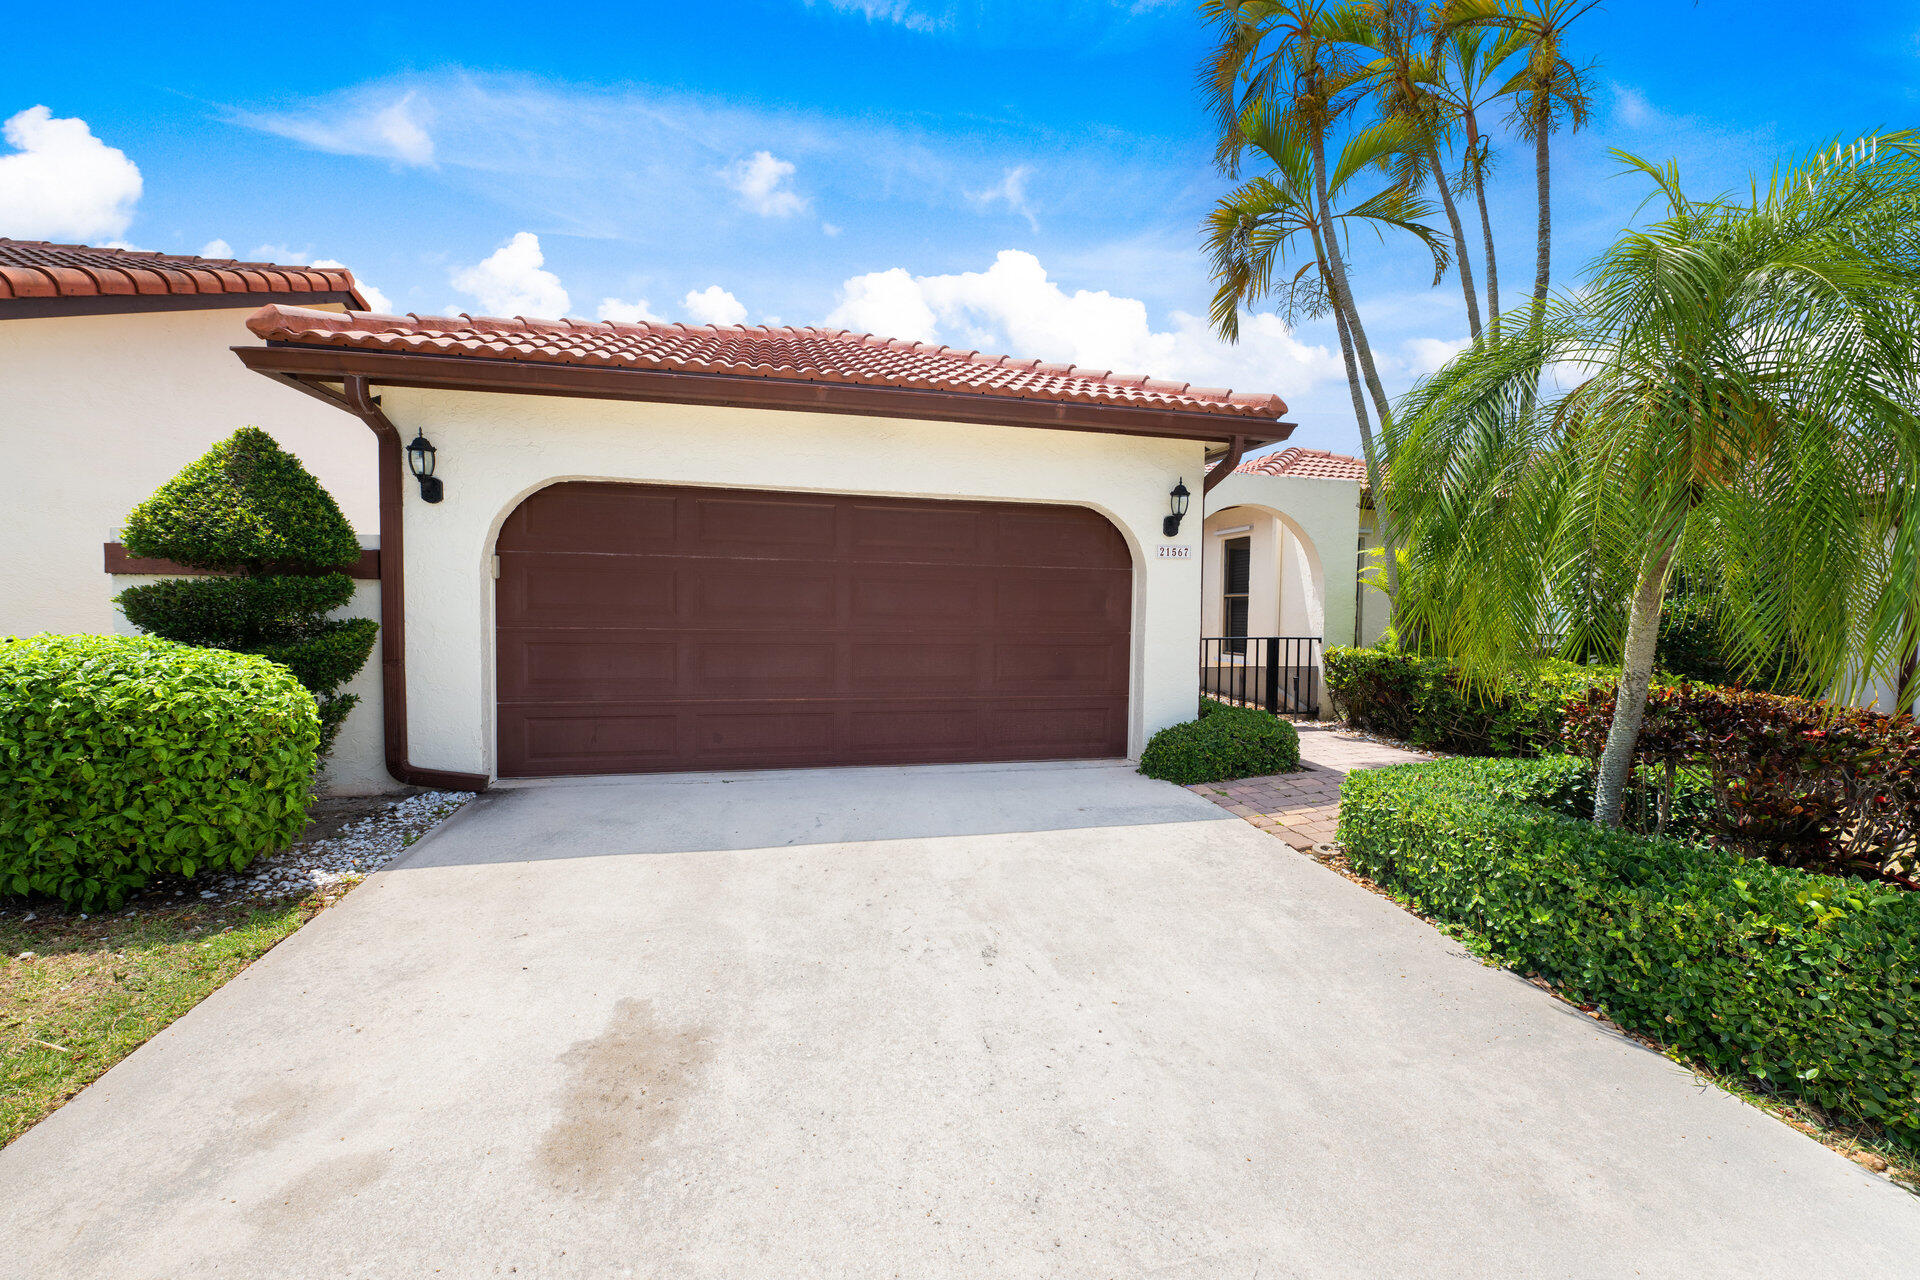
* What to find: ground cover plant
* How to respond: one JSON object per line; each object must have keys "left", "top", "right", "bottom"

{"left": 117, "top": 427, "right": 375, "bottom": 756}
{"left": 1337, "top": 755, "right": 1920, "bottom": 1156}
{"left": 1139, "top": 698, "right": 1302, "bottom": 784}
{"left": 0, "top": 636, "right": 319, "bottom": 911}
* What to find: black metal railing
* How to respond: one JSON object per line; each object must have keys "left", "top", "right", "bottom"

{"left": 1200, "top": 636, "right": 1323, "bottom": 716}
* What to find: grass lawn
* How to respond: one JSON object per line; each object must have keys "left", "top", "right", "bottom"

{"left": 0, "top": 891, "right": 340, "bottom": 1148}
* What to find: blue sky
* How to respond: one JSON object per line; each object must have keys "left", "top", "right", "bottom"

{"left": 5, "top": 0, "right": 1915, "bottom": 459}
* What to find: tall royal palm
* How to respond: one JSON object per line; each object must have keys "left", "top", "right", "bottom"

{"left": 1382, "top": 136, "right": 1920, "bottom": 826}
{"left": 1206, "top": 103, "right": 1449, "bottom": 575}
{"left": 1425, "top": 23, "right": 1529, "bottom": 338}
{"left": 1201, "top": 0, "right": 1397, "bottom": 437}
{"left": 1436, "top": 0, "right": 1595, "bottom": 335}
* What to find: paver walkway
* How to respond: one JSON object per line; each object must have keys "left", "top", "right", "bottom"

{"left": 1188, "top": 723, "right": 1430, "bottom": 849}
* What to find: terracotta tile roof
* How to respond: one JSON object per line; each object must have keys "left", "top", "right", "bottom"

{"left": 1235, "top": 446, "right": 1369, "bottom": 482}
{"left": 244, "top": 305, "right": 1290, "bottom": 423}
{"left": 0, "top": 240, "right": 367, "bottom": 307}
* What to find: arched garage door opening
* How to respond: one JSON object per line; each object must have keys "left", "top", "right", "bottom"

{"left": 494, "top": 481, "right": 1134, "bottom": 777}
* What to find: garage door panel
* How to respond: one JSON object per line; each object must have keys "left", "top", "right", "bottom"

{"left": 496, "top": 482, "right": 1132, "bottom": 776}
{"left": 499, "top": 555, "right": 679, "bottom": 626}
{"left": 506, "top": 485, "right": 679, "bottom": 554}
{"left": 847, "top": 640, "right": 982, "bottom": 689}
{"left": 693, "top": 495, "right": 838, "bottom": 549}
{"left": 499, "top": 636, "right": 680, "bottom": 701}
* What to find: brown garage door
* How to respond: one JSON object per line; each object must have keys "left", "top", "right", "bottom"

{"left": 495, "top": 482, "right": 1132, "bottom": 777}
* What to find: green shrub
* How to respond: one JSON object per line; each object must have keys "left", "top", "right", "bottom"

{"left": 1323, "top": 645, "right": 1616, "bottom": 756}
{"left": 1140, "top": 700, "right": 1301, "bottom": 784}
{"left": 121, "top": 427, "right": 362, "bottom": 571}
{"left": 115, "top": 428, "right": 375, "bottom": 758}
{"left": 1338, "top": 755, "right": 1920, "bottom": 1152}
{"left": 0, "top": 636, "right": 320, "bottom": 911}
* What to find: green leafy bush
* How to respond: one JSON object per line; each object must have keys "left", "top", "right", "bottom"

{"left": 1337, "top": 756, "right": 1920, "bottom": 1153}
{"left": 1563, "top": 683, "right": 1920, "bottom": 881}
{"left": 1323, "top": 645, "right": 1616, "bottom": 756}
{"left": 1139, "top": 699, "right": 1301, "bottom": 784}
{"left": 121, "top": 427, "right": 363, "bottom": 571}
{"left": 0, "top": 636, "right": 320, "bottom": 911}
{"left": 115, "top": 428, "right": 375, "bottom": 756}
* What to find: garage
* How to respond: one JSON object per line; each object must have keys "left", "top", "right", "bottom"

{"left": 495, "top": 481, "right": 1134, "bottom": 776}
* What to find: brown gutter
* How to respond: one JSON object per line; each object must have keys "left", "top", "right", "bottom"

{"left": 340, "top": 375, "right": 489, "bottom": 793}
{"left": 1202, "top": 434, "right": 1256, "bottom": 494}
{"left": 236, "top": 344, "right": 1294, "bottom": 452}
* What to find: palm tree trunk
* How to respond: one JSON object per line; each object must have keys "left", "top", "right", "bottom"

{"left": 1464, "top": 107, "right": 1500, "bottom": 339}
{"left": 1427, "top": 144, "right": 1482, "bottom": 340}
{"left": 1531, "top": 114, "right": 1551, "bottom": 336}
{"left": 1308, "top": 123, "right": 1395, "bottom": 432}
{"left": 1594, "top": 541, "right": 1677, "bottom": 826}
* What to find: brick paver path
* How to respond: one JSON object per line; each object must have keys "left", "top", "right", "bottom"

{"left": 1187, "top": 724, "right": 1431, "bottom": 851}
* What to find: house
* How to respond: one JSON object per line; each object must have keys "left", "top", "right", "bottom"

{"left": 0, "top": 240, "right": 393, "bottom": 791}
{"left": 1199, "top": 447, "right": 1387, "bottom": 717}
{"left": 232, "top": 305, "right": 1294, "bottom": 788}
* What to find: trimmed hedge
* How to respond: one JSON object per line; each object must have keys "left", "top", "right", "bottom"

{"left": 0, "top": 636, "right": 320, "bottom": 911}
{"left": 1139, "top": 699, "right": 1301, "bottom": 784}
{"left": 121, "top": 426, "right": 363, "bottom": 571}
{"left": 115, "top": 428, "right": 375, "bottom": 757}
{"left": 1338, "top": 755, "right": 1920, "bottom": 1151}
{"left": 1324, "top": 645, "right": 1616, "bottom": 756}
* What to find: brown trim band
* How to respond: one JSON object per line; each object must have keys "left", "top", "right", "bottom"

{"left": 235, "top": 343, "right": 1294, "bottom": 450}
{"left": 3, "top": 291, "right": 360, "bottom": 321}
{"left": 104, "top": 542, "right": 379, "bottom": 580}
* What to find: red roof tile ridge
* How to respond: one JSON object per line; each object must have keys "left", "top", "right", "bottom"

{"left": 0, "top": 239, "right": 365, "bottom": 306}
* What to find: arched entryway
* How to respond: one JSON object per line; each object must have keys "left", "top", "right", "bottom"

{"left": 493, "top": 481, "right": 1134, "bottom": 777}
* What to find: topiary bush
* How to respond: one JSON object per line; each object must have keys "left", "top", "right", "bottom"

{"left": 0, "top": 635, "right": 320, "bottom": 911}
{"left": 1337, "top": 755, "right": 1920, "bottom": 1154}
{"left": 1323, "top": 644, "right": 1616, "bottom": 757}
{"left": 116, "top": 428, "right": 375, "bottom": 756}
{"left": 1139, "top": 699, "right": 1301, "bottom": 784}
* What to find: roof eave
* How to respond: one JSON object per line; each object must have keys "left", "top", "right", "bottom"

{"left": 233, "top": 341, "right": 1294, "bottom": 450}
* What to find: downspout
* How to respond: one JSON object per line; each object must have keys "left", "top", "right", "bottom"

{"left": 1202, "top": 434, "right": 1250, "bottom": 495}
{"left": 342, "top": 376, "right": 490, "bottom": 792}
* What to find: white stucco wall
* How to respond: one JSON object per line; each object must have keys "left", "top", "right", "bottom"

{"left": 1356, "top": 507, "right": 1391, "bottom": 647}
{"left": 1201, "top": 471, "right": 1362, "bottom": 651}
{"left": 374, "top": 386, "right": 1208, "bottom": 778}
{"left": 0, "top": 305, "right": 376, "bottom": 637}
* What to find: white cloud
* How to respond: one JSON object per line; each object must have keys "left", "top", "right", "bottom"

{"left": 243, "top": 91, "right": 434, "bottom": 166}
{"left": 725, "top": 150, "right": 808, "bottom": 217}
{"left": 827, "top": 250, "right": 1341, "bottom": 400}
{"left": 1610, "top": 84, "right": 1664, "bottom": 130}
{"left": 969, "top": 165, "right": 1038, "bottom": 231}
{"left": 597, "top": 296, "right": 664, "bottom": 324}
{"left": 821, "top": 221, "right": 842, "bottom": 237}
{"left": 0, "top": 106, "right": 142, "bottom": 241}
{"left": 450, "top": 232, "right": 571, "bottom": 317}
{"left": 683, "top": 285, "right": 749, "bottom": 326}
{"left": 1404, "top": 335, "right": 1472, "bottom": 377}
{"left": 199, "top": 238, "right": 233, "bottom": 259}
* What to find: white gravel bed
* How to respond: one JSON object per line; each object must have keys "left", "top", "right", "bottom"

{"left": 184, "top": 790, "right": 470, "bottom": 905}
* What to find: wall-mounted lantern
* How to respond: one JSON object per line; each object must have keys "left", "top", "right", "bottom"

{"left": 406, "top": 432, "right": 444, "bottom": 504}
{"left": 1163, "top": 478, "right": 1191, "bottom": 538}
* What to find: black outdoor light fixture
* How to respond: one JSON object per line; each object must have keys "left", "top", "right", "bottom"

{"left": 1164, "top": 478, "right": 1191, "bottom": 537}
{"left": 406, "top": 432, "right": 444, "bottom": 504}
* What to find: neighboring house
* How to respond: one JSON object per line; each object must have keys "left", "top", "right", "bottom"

{"left": 1199, "top": 447, "right": 1386, "bottom": 717}
{"left": 233, "top": 305, "right": 1294, "bottom": 788}
{"left": 0, "top": 240, "right": 387, "bottom": 790}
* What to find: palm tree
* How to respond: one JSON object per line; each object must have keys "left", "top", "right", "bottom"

{"left": 1435, "top": 0, "right": 1596, "bottom": 336}
{"left": 1206, "top": 106, "right": 1450, "bottom": 600}
{"left": 1425, "top": 23, "right": 1530, "bottom": 338}
{"left": 1380, "top": 135, "right": 1920, "bottom": 826}
{"left": 1340, "top": 0, "right": 1484, "bottom": 340}
{"left": 1201, "top": 0, "right": 1399, "bottom": 437}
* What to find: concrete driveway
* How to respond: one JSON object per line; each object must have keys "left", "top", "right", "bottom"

{"left": 2, "top": 761, "right": 1914, "bottom": 1278}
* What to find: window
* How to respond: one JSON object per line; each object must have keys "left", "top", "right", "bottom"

{"left": 1223, "top": 536, "right": 1250, "bottom": 656}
